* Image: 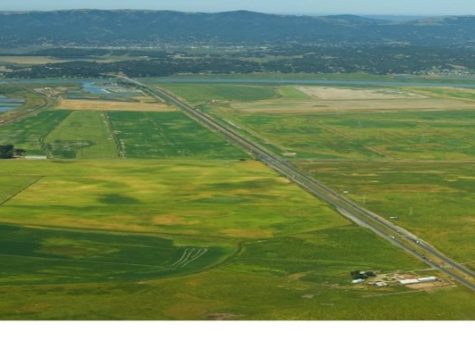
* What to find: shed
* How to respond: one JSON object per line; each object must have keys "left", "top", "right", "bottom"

{"left": 418, "top": 276, "right": 437, "bottom": 283}
{"left": 399, "top": 279, "right": 419, "bottom": 285}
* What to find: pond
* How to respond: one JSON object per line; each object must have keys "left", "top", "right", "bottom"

{"left": 0, "top": 95, "right": 24, "bottom": 113}
{"left": 81, "top": 81, "right": 110, "bottom": 94}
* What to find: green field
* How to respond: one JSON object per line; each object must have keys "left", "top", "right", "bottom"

{"left": 0, "top": 223, "right": 231, "bottom": 286}
{"left": 1, "top": 81, "right": 475, "bottom": 320}
{"left": 108, "top": 111, "right": 245, "bottom": 159}
{"left": 205, "top": 109, "right": 475, "bottom": 160}
{"left": 296, "top": 160, "right": 475, "bottom": 264}
{"left": 0, "top": 160, "right": 346, "bottom": 238}
{"left": 0, "top": 110, "right": 71, "bottom": 155}
{"left": 45, "top": 111, "right": 118, "bottom": 159}
{"left": 1, "top": 218, "right": 474, "bottom": 319}
{"left": 0, "top": 159, "right": 474, "bottom": 319}
{"left": 157, "top": 83, "right": 475, "bottom": 269}
{"left": 160, "top": 83, "right": 279, "bottom": 103}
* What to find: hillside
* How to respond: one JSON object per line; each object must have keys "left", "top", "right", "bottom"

{"left": 0, "top": 10, "right": 474, "bottom": 47}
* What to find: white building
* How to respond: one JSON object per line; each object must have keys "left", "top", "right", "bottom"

{"left": 399, "top": 279, "right": 420, "bottom": 285}
{"left": 418, "top": 276, "right": 437, "bottom": 283}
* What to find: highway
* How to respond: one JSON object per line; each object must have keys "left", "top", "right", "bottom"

{"left": 118, "top": 75, "right": 475, "bottom": 293}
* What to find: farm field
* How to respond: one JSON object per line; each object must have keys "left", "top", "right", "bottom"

{"left": 160, "top": 83, "right": 279, "bottom": 103}
{"left": 161, "top": 82, "right": 475, "bottom": 286}
{"left": 45, "top": 111, "right": 118, "bottom": 159}
{"left": 205, "top": 109, "right": 475, "bottom": 160}
{"left": 108, "top": 111, "right": 245, "bottom": 159}
{"left": 1, "top": 80, "right": 475, "bottom": 320}
{"left": 0, "top": 56, "right": 67, "bottom": 65}
{"left": 161, "top": 82, "right": 475, "bottom": 112}
{"left": 56, "top": 98, "right": 175, "bottom": 112}
{"left": 1, "top": 160, "right": 475, "bottom": 319}
{"left": 296, "top": 160, "right": 475, "bottom": 264}
{"left": 0, "top": 218, "right": 473, "bottom": 320}
{"left": 0, "top": 160, "right": 346, "bottom": 238}
{"left": 0, "top": 223, "right": 230, "bottom": 286}
{"left": 0, "top": 110, "right": 71, "bottom": 155}
{"left": 0, "top": 142, "right": 472, "bottom": 319}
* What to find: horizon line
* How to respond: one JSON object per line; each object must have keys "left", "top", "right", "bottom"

{"left": 0, "top": 9, "right": 474, "bottom": 17}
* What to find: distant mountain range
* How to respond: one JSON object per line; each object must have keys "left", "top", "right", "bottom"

{"left": 0, "top": 10, "right": 474, "bottom": 47}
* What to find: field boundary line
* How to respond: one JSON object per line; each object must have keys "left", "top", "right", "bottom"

{"left": 362, "top": 290, "right": 424, "bottom": 298}
{"left": 103, "top": 112, "right": 124, "bottom": 158}
{"left": 0, "top": 176, "right": 44, "bottom": 206}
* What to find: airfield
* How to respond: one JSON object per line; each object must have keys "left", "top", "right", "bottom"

{"left": 0, "top": 77, "right": 474, "bottom": 319}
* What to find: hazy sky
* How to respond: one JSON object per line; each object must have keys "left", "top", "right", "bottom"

{"left": 1, "top": 0, "right": 475, "bottom": 15}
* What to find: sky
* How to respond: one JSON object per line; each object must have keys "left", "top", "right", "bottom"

{"left": 1, "top": 0, "right": 475, "bottom": 16}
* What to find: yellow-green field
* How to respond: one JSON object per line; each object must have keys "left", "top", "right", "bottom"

{"left": 1, "top": 159, "right": 474, "bottom": 320}
{"left": 0, "top": 160, "right": 346, "bottom": 239}
{"left": 1, "top": 80, "right": 475, "bottom": 320}
{"left": 162, "top": 82, "right": 475, "bottom": 289}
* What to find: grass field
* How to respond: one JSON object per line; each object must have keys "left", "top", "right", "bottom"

{"left": 296, "top": 160, "right": 475, "bottom": 264}
{"left": 2, "top": 80, "right": 475, "bottom": 320}
{"left": 0, "top": 110, "right": 71, "bottom": 155}
{"left": 161, "top": 82, "right": 475, "bottom": 294}
{"left": 0, "top": 160, "right": 346, "bottom": 239}
{"left": 206, "top": 109, "right": 475, "bottom": 160}
{"left": 2, "top": 159, "right": 474, "bottom": 319}
{"left": 160, "top": 83, "right": 279, "bottom": 103}
{"left": 45, "top": 111, "right": 118, "bottom": 159}
{"left": 163, "top": 82, "right": 475, "bottom": 113}
{"left": 108, "top": 111, "right": 246, "bottom": 159}
{"left": 0, "top": 218, "right": 474, "bottom": 319}
{"left": 0, "top": 223, "right": 231, "bottom": 285}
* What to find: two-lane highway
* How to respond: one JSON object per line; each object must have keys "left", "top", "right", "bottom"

{"left": 117, "top": 75, "right": 475, "bottom": 293}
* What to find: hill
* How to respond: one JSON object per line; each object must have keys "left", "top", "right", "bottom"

{"left": 0, "top": 10, "right": 474, "bottom": 47}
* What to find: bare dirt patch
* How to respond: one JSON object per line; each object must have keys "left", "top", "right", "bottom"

{"left": 296, "top": 86, "right": 426, "bottom": 100}
{"left": 229, "top": 86, "right": 475, "bottom": 113}
{"left": 231, "top": 98, "right": 475, "bottom": 114}
{"left": 405, "top": 281, "right": 454, "bottom": 292}
{"left": 0, "top": 56, "right": 67, "bottom": 65}
{"left": 56, "top": 99, "right": 175, "bottom": 112}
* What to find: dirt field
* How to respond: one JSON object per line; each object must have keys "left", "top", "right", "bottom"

{"left": 296, "top": 86, "right": 426, "bottom": 100}
{"left": 56, "top": 99, "right": 175, "bottom": 111}
{"left": 230, "top": 96, "right": 475, "bottom": 113}
{"left": 0, "top": 56, "right": 67, "bottom": 65}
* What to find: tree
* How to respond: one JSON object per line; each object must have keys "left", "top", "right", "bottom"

{"left": 14, "top": 148, "right": 26, "bottom": 157}
{"left": 0, "top": 144, "right": 15, "bottom": 159}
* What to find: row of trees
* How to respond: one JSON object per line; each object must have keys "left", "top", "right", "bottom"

{"left": 0, "top": 145, "right": 25, "bottom": 159}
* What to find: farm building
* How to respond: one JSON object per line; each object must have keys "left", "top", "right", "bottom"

{"left": 418, "top": 276, "right": 437, "bottom": 283}
{"left": 399, "top": 279, "right": 420, "bottom": 285}
{"left": 399, "top": 276, "right": 438, "bottom": 285}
